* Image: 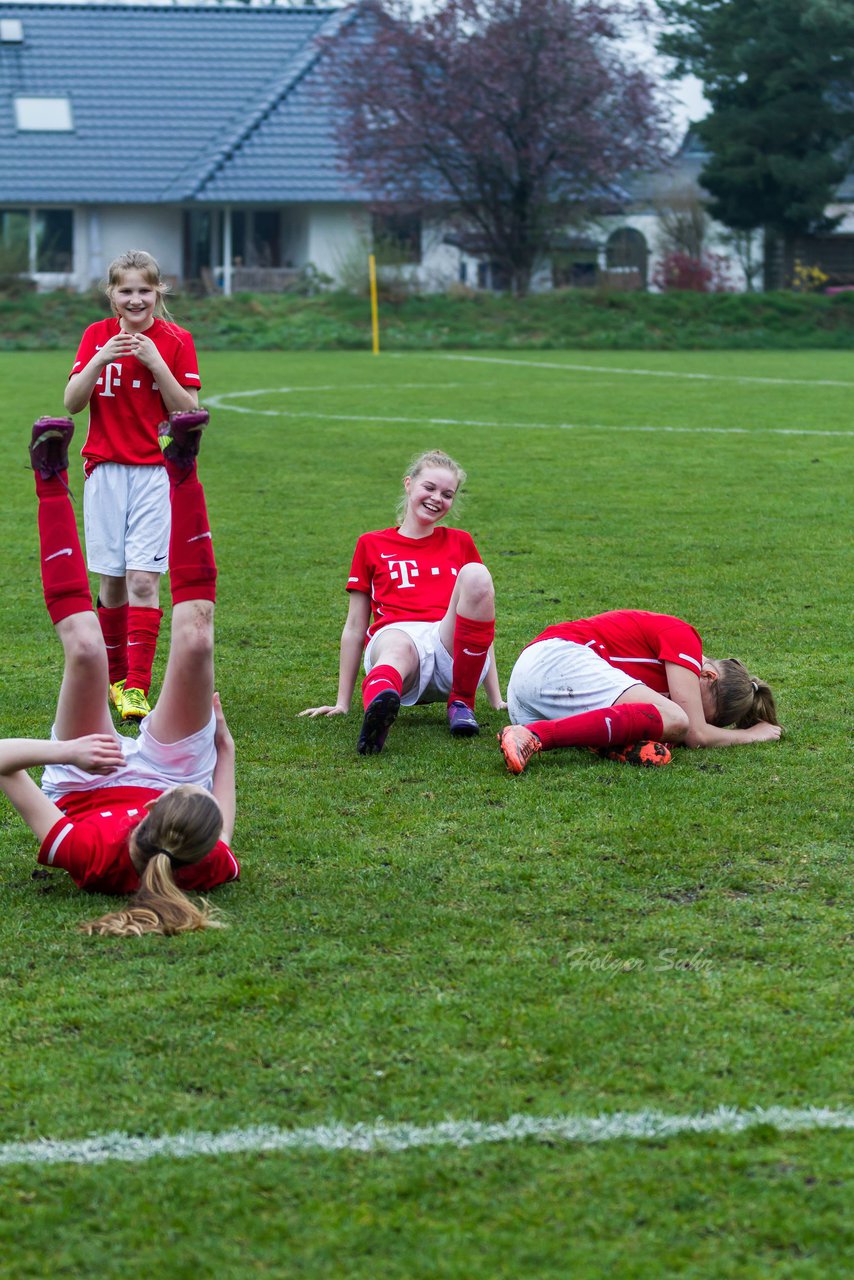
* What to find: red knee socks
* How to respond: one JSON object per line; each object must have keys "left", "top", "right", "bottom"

{"left": 125, "top": 605, "right": 163, "bottom": 695}
{"left": 165, "top": 458, "right": 217, "bottom": 605}
{"left": 449, "top": 614, "right": 494, "bottom": 708}
{"left": 528, "top": 703, "right": 665, "bottom": 751}
{"left": 35, "top": 471, "right": 92, "bottom": 624}
{"left": 97, "top": 600, "right": 128, "bottom": 684}
{"left": 362, "top": 665, "right": 403, "bottom": 710}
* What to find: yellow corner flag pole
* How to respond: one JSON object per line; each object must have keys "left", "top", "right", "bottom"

{"left": 368, "top": 253, "right": 380, "bottom": 355}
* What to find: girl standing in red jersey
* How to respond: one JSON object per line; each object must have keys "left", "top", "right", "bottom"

{"left": 0, "top": 411, "right": 238, "bottom": 937}
{"left": 64, "top": 249, "right": 202, "bottom": 724}
{"left": 300, "top": 449, "right": 505, "bottom": 754}
{"left": 498, "top": 609, "right": 781, "bottom": 774}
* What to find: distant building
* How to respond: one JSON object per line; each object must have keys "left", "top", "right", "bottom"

{"left": 2, "top": 6, "right": 852, "bottom": 294}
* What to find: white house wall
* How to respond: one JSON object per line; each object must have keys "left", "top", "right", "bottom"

{"left": 307, "top": 204, "right": 370, "bottom": 281}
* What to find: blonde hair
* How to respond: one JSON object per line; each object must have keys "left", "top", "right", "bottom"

{"left": 105, "top": 249, "right": 174, "bottom": 322}
{"left": 710, "top": 658, "right": 779, "bottom": 729}
{"left": 396, "top": 449, "right": 467, "bottom": 524}
{"left": 80, "top": 785, "right": 225, "bottom": 939}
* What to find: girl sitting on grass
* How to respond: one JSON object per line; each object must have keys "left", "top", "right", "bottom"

{"left": 498, "top": 609, "right": 781, "bottom": 773}
{"left": 300, "top": 449, "right": 505, "bottom": 754}
{"left": 0, "top": 412, "right": 238, "bottom": 937}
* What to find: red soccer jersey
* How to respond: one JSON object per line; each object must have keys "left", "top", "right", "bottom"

{"left": 347, "top": 526, "right": 483, "bottom": 640}
{"left": 531, "top": 611, "right": 704, "bottom": 695}
{"left": 69, "top": 317, "right": 201, "bottom": 469}
{"left": 37, "top": 785, "right": 239, "bottom": 895}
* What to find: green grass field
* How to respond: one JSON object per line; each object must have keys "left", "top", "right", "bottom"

{"left": 0, "top": 348, "right": 851, "bottom": 1277}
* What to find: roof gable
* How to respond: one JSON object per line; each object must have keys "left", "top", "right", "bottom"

{"left": 0, "top": 2, "right": 359, "bottom": 204}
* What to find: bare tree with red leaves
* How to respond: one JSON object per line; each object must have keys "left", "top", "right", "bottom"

{"left": 331, "top": 0, "right": 669, "bottom": 295}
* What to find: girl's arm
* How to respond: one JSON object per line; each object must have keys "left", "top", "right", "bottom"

{"left": 211, "top": 693, "right": 236, "bottom": 845}
{"left": 483, "top": 646, "right": 507, "bottom": 710}
{"left": 665, "top": 664, "right": 782, "bottom": 749}
{"left": 299, "top": 592, "right": 372, "bottom": 717}
{"left": 129, "top": 334, "right": 199, "bottom": 413}
{"left": 0, "top": 735, "right": 125, "bottom": 844}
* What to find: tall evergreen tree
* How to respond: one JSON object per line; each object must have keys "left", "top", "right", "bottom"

{"left": 658, "top": 0, "right": 854, "bottom": 240}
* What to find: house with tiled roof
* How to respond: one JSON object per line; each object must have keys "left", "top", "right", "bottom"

{"left": 0, "top": 1, "right": 399, "bottom": 292}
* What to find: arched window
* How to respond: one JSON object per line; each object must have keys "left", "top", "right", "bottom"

{"left": 606, "top": 227, "right": 648, "bottom": 288}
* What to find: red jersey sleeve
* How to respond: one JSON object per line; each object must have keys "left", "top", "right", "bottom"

{"left": 38, "top": 813, "right": 137, "bottom": 894}
{"left": 174, "top": 841, "right": 240, "bottom": 891}
{"left": 346, "top": 534, "right": 373, "bottom": 595}
{"left": 168, "top": 326, "right": 202, "bottom": 390}
{"left": 652, "top": 618, "right": 704, "bottom": 674}
{"left": 69, "top": 322, "right": 101, "bottom": 378}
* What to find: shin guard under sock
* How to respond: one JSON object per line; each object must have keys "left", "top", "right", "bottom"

{"left": 165, "top": 460, "right": 217, "bottom": 605}
{"left": 449, "top": 614, "right": 494, "bottom": 708}
{"left": 125, "top": 605, "right": 163, "bottom": 695}
{"left": 35, "top": 471, "right": 92, "bottom": 625}
{"left": 97, "top": 600, "right": 128, "bottom": 684}
{"left": 529, "top": 703, "right": 665, "bottom": 751}
{"left": 362, "top": 664, "right": 404, "bottom": 710}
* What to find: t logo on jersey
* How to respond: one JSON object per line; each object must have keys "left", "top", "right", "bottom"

{"left": 387, "top": 559, "right": 419, "bottom": 588}
{"left": 98, "top": 361, "right": 122, "bottom": 398}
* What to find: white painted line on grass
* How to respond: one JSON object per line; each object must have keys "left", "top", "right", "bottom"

{"left": 2, "top": 1106, "right": 853, "bottom": 1168}
{"left": 438, "top": 352, "right": 854, "bottom": 389}
{"left": 204, "top": 392, "right": 852, "bottom": 437}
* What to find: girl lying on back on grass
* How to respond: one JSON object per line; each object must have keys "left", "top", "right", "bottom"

{"left": 0, "top": 411, "right": 238, "bottom": 937}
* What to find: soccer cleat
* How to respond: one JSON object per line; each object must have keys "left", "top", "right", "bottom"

{"left": 593, "top": 739, "right": 672, "bottom": 767}
{"left": 29, "top": 416, "right": 74, "bottom": 480}
{"left": 109, "top": 678, "right": 126, "bottom": 710}
{"left": 357, "top": 689, "right": 400, "bottom": 755}
{"left": 448, "top": 699, "right": 480, "bottom": 737}
{"left": 158, "top": 408, "right": 209, "bottom": 466}
{"left": 120, "top": 686, "right": 151, "bottom": 722}
{"left": 498, "top": 724, "right": 542, "bottom": 774}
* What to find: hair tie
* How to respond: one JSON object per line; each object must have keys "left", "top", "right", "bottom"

{"left": 751, "top": 680, "right": 759, "bottom": 693}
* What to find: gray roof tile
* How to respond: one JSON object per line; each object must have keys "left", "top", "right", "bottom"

{"left": 0, "top": 2, "right": 358, "bottom": 203}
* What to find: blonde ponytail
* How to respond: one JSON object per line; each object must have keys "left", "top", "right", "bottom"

{"left": 713, "top": 658, "right": 780, "bottom": 730}
{"left": 80, "top": 854, "right": 222, "bottom": 938}
{"left": 79, "top": 785, "right": 225, "bottom": 939}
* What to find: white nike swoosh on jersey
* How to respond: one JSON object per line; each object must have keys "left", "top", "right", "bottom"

{"left": 45, "top": 548, "right": 73, "bottom": 561}
{"left": 380, "top": 553, "right": 399, "bottom": 559}
{"left": 187, "top": 532, "right": 212, "bottom": 543}
{"left": 463, "top": 648, "right": 486, "bottom": 657}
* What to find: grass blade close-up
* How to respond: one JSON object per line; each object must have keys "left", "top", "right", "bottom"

{"left": 0, "top": 347, "right": 852, "bottom": 1278}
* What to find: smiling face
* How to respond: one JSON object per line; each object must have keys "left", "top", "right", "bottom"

{"left": 108, "top": 267, "right": 159, "bottom": 331}
{"left": 402, "top": 465, "right": 459, "bottom": 531}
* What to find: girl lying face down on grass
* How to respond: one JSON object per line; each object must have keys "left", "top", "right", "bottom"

{"left": 498, "top": 609, "right": 780, "bottom": 774}
{"left": 300, "top": 449, "right": 505, "bottom": 755}
{"left": 0, "top": 412, "right": 238, "bottom": 937}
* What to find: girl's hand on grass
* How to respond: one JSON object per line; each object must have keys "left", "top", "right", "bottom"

{"left": 66, "top": 734, "right": 125, "bottom": 774}
{"left": 298, "top": 705, "right": 349, "bottom": 718}
{"left": 745, "top": 721, "right": 783, "bottom": 742}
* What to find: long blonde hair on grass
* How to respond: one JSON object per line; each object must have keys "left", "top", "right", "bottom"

{"left": 80, "top": 785, "right": 225, "bottom": 939}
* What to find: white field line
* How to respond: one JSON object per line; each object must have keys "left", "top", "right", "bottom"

{"left": 438, "top": 352, "right": 854, "bottom": 389}
{"left": 2, "top": 1106, "right": 853, "bottom": 1168}
{"left": 204, "top": 391, "right": 852, "bottom": 437}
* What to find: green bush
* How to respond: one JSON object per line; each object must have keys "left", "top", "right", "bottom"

{"left": 2, "top": 286, "right": 854, "bottom": 351}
